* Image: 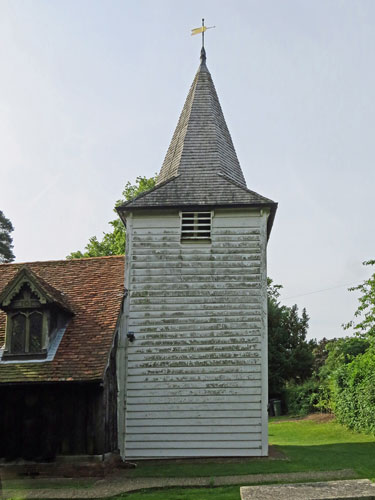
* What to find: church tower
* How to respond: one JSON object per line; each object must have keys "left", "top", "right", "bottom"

{"left": 117, "top": 48, "right": 277, "bottom": 458}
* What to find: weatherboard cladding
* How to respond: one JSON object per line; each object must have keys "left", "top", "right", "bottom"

{"left": 123, "top": 210, "right": 267, "bottom": 458}
{"left": 0, "top": 256, "right": 124, "bottom": 383}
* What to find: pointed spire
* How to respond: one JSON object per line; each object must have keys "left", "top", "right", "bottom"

{"left": 118, "top": 49, "right": 277, "bottom": 238}
{"left": 156, "top": 51, "right": 247, "bottom": 188}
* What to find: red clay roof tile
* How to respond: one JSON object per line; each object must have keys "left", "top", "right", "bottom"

{"left": 0, "top": 256, "right": 124, "bottom": 384}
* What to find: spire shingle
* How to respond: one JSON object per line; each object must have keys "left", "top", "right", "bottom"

{"left": 157, "top": 54, "right": 246, "bottom": 188}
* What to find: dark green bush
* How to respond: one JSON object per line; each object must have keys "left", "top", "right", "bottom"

{"left": 284, "top": 379, "right": 321, "bottom": 416}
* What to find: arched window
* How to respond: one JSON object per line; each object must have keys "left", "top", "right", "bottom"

{"left": 8, "top": 310, "right": 43, "bottom": 355}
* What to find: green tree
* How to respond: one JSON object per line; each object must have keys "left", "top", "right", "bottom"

{"left": 68, "top": 175, "right": 157, "bottom": 259}
{"left": 344, "top": 260, "right": 375, "bottom": 338}
{"left": 267, "top": 280, "right": 314, "bottom": 396}
{"left": 0, "top": 210, "right": 15, "bottom": 263}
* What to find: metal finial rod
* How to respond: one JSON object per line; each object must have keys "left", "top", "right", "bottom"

{"left": 191, "top": 19, "right": 215, "bottom": 57}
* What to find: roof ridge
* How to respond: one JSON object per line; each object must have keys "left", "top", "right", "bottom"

{"left": 0, "top": 255, "right": 124, "bottom": 267}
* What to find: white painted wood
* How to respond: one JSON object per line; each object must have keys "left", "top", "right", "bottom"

{"left": 124, "top": 401, "right": 261, "bottom": 411}
{"left": 121, "top": 209, "right": 269, "bottom": 459}
{"left": 127, "top": 372, "right": 261, "bottom": 383}
{"left": 129, "top": 425, "right": 262, "bottom": 433}
{"left": 125, "top": 449, "right": 262, "bottom": 458}
{"left": 126, "top": 441, "right": 262, "bottom": 450}
{"left": 117, "top": 212, "right": 133, "bottom": 458}
{"left": 126, "top": 433, "right": 262, "bottom": 442}
{"left": 260, "top": 212, "right": 269, "bottom": 456}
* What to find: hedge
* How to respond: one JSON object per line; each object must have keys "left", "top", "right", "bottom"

{"left": 332, "top": 347, "right": 375, "bottom": 434}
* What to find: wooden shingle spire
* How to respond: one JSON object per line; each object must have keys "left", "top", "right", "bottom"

{"left": 157, "top": 49, "right": 247, "bottom": 188}
{"left": 119, "top": 49, "right": 277, "bottom": 235}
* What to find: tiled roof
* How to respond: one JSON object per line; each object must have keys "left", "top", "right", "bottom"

{"left": 119, "top": 49, "right": 277, "bottom": 227}
{"left": 0, "top": 265, "right": 72, "bottom": 313}
{"left": 0, "top": 256, "right": 124, "bottom": 384}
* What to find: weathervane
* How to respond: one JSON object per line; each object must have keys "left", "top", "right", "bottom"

{"left": 191, "top": 18, "right": 215, "bottom": 48}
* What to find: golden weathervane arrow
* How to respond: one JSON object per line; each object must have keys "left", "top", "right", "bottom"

{"left": 191, "top": 18, "right": 215, "bottom": 48}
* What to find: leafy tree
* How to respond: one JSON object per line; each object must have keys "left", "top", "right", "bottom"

{"left": 0, "top": 210, "right": 15, "bottom": 263}
{"left": 344, "top": 260, "right": 375, "bottom": 338}
{"left": 311, "top": 337, "right": 332, "bottom": 376}
{"left": 267, "top": 280, "right": 314, "bottom": 396}
{"left": 68, "top": 175, "right": 157, "bottom": 259}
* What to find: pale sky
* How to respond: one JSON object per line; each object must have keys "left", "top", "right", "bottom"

{"left": 1, "top": 1, "right": 374, "bottom": 341}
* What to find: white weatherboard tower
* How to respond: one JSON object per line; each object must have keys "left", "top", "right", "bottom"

{"left": 117, "top": 47, "right": 277, "bottom": 459}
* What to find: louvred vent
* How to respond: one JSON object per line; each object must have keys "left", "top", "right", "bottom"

{"left": 181, "top": 212, "right": 212, "bottom": 240}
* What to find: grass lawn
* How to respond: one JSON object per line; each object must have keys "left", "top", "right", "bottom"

{"left": 5, "top": 416, "right": 375, "bottom": 500}
{"left": 110, "top": 415, "right": 375, "bottom": 500}
{"left": 120, "top": 415, "right": 375, "bottom": 479}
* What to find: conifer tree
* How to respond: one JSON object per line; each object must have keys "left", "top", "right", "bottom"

{"left": 0, "top": 210, "right": 15, "bottom": 263}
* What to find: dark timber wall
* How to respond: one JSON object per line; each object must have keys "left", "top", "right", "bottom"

{"left": 0, "top": 355, "right": 118, "bottom": 461}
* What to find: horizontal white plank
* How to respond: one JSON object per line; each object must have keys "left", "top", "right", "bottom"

{"left": 129, "top": 298, "right": 261, "bottom": 308}
{"left": 130, "top": 296, "right": 261, "bottom": 306}
{"left": 126, "top": 372, "right": 261, "bottom": 384}
{"left": 128, "top": 331, "right": 261, "bottom": 342}
{"left": 130, "top": 322, "right": 262, "bottom": 334}
{"left": 130, "top": 288, "right": 260, "bottom": 298}
{"left": 126, "top": 384, "right": 261, "bottom": 394}
{"left": 132, "top": 244, "right": 259, "bottom": 260}
{"left": 131, "top": 280, "right": 261, "bottom": 290}
{"left": 127, "top": 364, "right": 261, "bottom": 376}
{"left": 130, "top": 317, "right": 262, "bottom": 327}
{"left": 132, "top": 248, "right": 260, "bottom": 256}
{"left": 213, "top": 227, "right": 260, "bottom": 233}
{"left": 127, "top": 357, "right": 261, "bottom": 369}
{"left": 126, "top": 408, "right": 261, "bottom": 418}
{"left": 130, "top": 338, "right": 261, "bottom": 349}
{"left": 126, "top": 388, "right": 261, "bottom": 398}
{"left": 124, "top": 448, "right": 262, "bottom": 458}
{"left": 132, "top": 259, "right": 261, "bottom": 269}
{"left": 132, "top": 251, "right": 260, "bottom": 262}
{"left": 133, "top": 219, "right": 180, "bottom": 229}
{"left": 126, "top": 395, "right": 262, "bottom": 405}
{"left": 129, "top": 343, "right": 260, "bottom": 355}
{"left": 127, "top": 425, "right": 261, "bottom": 434}
{"left": 131, "top": 242, "right": 260, "bottom": 252}
{"left": 126, "top": 417, "right": 261, "bottom": 427}
{"left": 125, "top": 440, "right": 262, "bottom": 450}
{"left": 126, "top": 432, "right": 262, "bottom": 442}
{"left": 131, "top": 275, "right": 262, "bottom": 285}
{"left": 128, "top": 353, "right": 260, "bottom": 365}
{"left": 132, "top": 270, "right": 261, "bottom": 280}
{"left": 123, "top": 400, "right": 261, "bottom": 411}
{"left": 129, "top": 305, "right": 260, "bottom": 317}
